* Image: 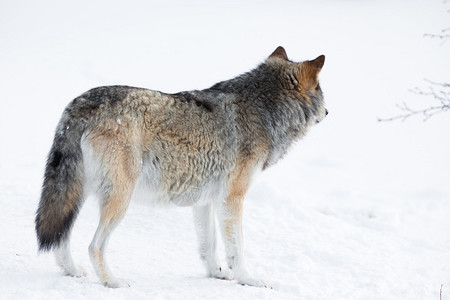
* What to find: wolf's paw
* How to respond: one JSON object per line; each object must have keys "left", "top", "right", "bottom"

{"left": 209, "top": 267, "right": 232, "bottom": 280}
{"left": 63, "top": 265, "right": 86, "bottom": 278}
{"left": 234, "top": 273, "right": 271, "bottom": 288}
{"left": 104, "top": 278, "right": 130, "bottom": 289}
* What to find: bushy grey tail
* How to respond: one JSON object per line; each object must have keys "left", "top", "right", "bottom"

{"left": 35, "top": 109, "right": 86, "bottom": 251}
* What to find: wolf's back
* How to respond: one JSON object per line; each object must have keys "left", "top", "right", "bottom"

{"left": 35, "top": 107, "right": 86, "bottom": 251}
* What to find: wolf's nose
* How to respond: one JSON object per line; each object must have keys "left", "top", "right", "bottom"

{"left": 325, "top": 109, "right": 329, "bottom": 116}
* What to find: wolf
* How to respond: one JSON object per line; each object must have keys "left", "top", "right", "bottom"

{"left": 35, "top": 46, "right": 327, "bottom": 288}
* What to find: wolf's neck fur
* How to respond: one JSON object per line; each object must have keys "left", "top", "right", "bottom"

{"left": 205, "top": 61, "right": 320, "bottom": 169}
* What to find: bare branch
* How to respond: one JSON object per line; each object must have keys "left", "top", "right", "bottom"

{"left": 424, "top": 31, "right": 450, "bottom": 44}
{"left": 424, "top": 1, "right": 450, "bottom": 43}
{"left": 378, "top": 81, "right": 450, "bottom": 122}
{"left": 378, "top": 105, "right": 448, "bottom": 122}
{"left": 379, "top": 3, "right": 449, "bottom": 122}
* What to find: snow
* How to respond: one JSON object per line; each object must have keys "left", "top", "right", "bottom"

{"left": 1, "top": 0, "right": 449, "bottom": 299}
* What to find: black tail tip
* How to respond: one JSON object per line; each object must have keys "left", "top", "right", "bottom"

{"left": 35, "top": 222, "right": 62, "bottom": 252}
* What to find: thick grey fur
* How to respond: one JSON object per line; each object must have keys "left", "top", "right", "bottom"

{"left": 35, "top": 52, "right": 326, "bottom": 251}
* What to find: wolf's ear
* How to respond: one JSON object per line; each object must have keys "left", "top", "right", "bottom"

{"left": 269, "top": 46, "right": 288, "bottom": 60}
{"left": 299, "top": 55, "right": 325, "bottom": 89}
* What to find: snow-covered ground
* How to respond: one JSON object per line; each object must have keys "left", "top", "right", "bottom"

{"left": 1, "top": 0, "right": 449, "bottom": 299}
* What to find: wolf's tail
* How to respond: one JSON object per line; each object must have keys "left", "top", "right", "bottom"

{"left": 35, "top": 108, "right": 86, "bottom": 251}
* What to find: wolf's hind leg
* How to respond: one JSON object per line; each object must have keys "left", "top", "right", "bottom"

{"left": 87, "top": 143, "right": 141, "bottom": 288}
{"left": 89, "top": 185, "right": 135, "bottom": 288}
{"left": 193, "top": 203, "right": 232, "bottom": 280}
{"left": 54, "top": 238, "right": 86, "bottom": 277}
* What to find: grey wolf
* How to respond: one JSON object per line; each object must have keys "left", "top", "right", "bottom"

{"left": 35, "top": 46, "right": 327, "bottom": 288}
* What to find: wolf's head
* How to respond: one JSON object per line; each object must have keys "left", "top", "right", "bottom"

{"left": 266, "top": 46, "right": 327, "bottom": 125}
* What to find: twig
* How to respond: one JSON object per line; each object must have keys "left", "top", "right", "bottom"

{"left": 424, "top": 28, "right": 450, "bottom": 41}
{"left": 378, "top": 81, "right": 450, "bottom": 122}
{"left": 378, "top": 105, "right": 448, "bottom": 122}
{"left": 424, "top": 0, "right": 450, "bottom": 44}
{"left": 381, "top": 4, "right": 449, "bottom": 122}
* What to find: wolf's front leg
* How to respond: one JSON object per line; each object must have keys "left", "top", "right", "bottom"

{"left": 217, "top": 163, "right": 271, "bottom": 288}
{"left": 217, "top": 197, "right": 270, "bottom": 288}
{"left": 193, "top": 203, "right": 231, "bottom": 280}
